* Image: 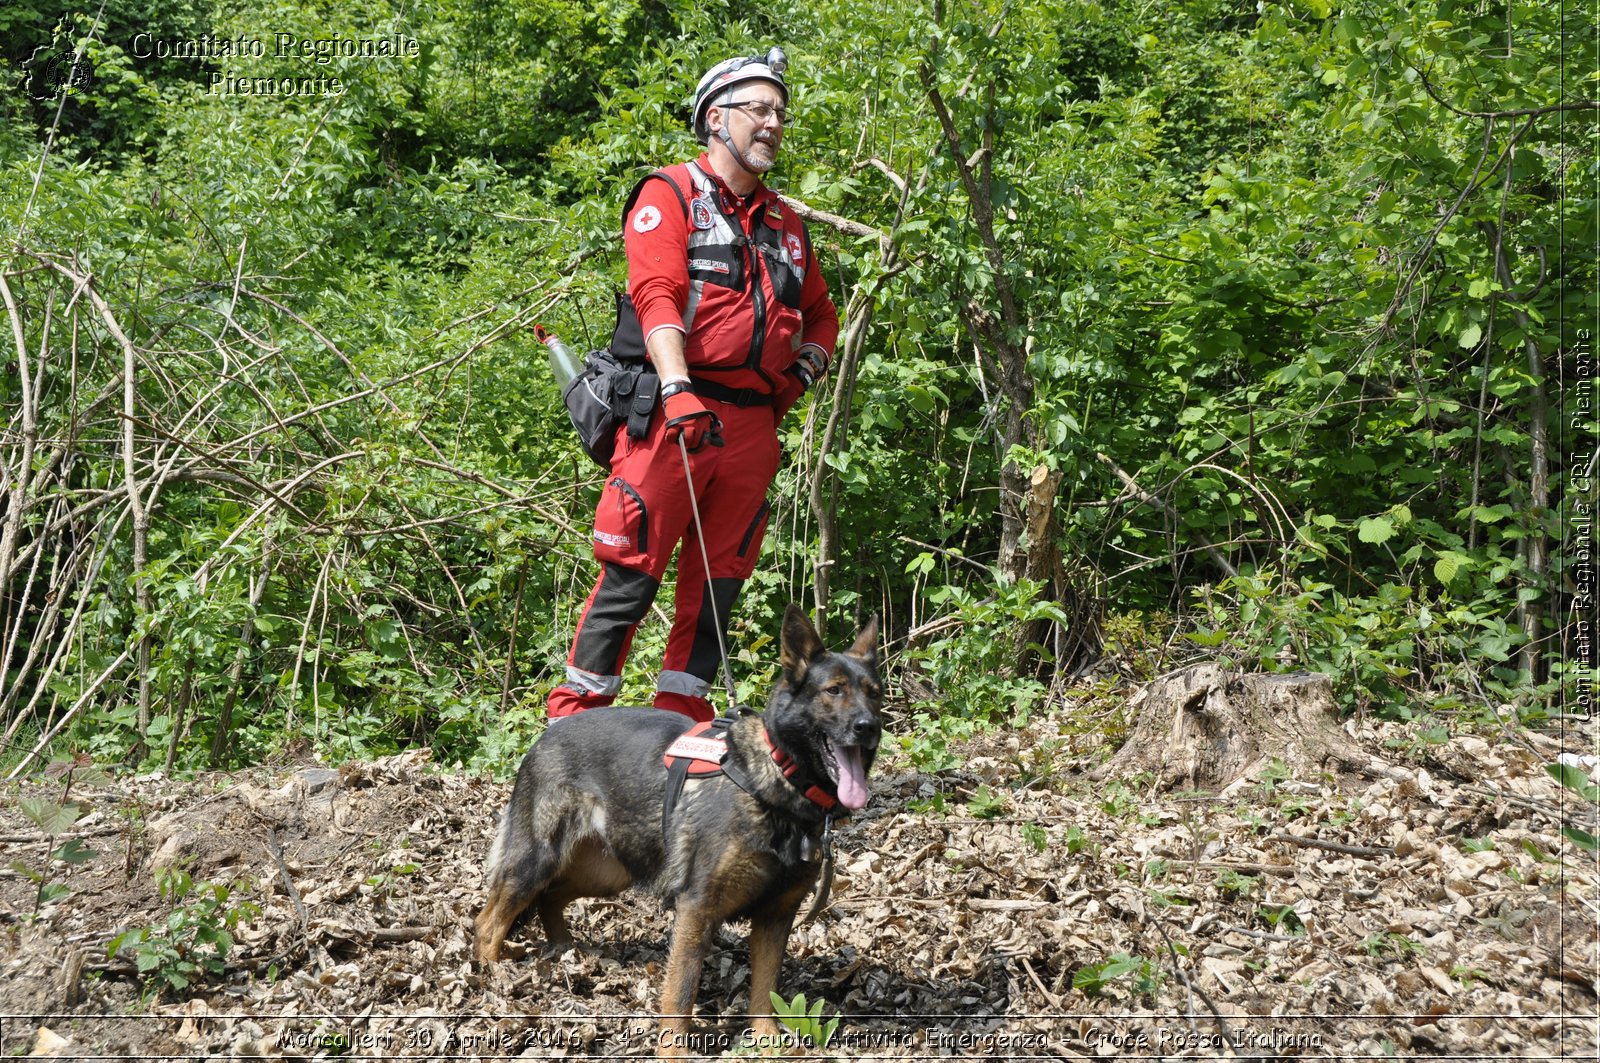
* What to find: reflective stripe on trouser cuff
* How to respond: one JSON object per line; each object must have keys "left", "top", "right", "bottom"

{"left": 656, "top": 670, "right": 711, "bottom": 697}
{"left": 564, "top": 667, "right": 623, "bottom": 696}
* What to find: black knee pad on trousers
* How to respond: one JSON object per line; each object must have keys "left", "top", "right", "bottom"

{"left": 571, "top": 563, "right": 660, "bottom": 676}
{"left": 684, "top": 577, "right": 744, "bottom": 681}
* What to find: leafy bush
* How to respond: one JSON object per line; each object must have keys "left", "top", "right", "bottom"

{"left": 107, "top": 868, "right": 258, "bottom": 998}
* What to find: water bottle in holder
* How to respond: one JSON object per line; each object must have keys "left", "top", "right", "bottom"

{"left": 536, "top": 325, "right": 583, "bottom": 391}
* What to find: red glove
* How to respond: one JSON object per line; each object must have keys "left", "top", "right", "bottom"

{"left": 773, "top": 368, "right": 807, "bottom": 422}
{"left": 662, "top": 388, "right": 723, "bottom": 451}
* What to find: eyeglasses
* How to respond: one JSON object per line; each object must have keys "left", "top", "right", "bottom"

{"left": 723, "top": 100, "right": 790, "bottom": 126}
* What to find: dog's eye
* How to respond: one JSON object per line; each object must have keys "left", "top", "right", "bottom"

{"left": 825, "top": 683, "right": 845, "bottom": 696}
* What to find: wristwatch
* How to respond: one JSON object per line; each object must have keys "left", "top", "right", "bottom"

{"left": 660, "top": 379, "right": 693, "bottom": 400}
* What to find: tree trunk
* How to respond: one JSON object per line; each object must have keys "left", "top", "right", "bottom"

{"left": 1092, "top": 664, "right": 1404, "bottom": 792}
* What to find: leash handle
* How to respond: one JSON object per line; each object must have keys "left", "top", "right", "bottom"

{"left": 677, "top": 434, "right": 740, "bottom": 708}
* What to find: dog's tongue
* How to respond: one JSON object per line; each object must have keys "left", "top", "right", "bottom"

{"left": 833, "top": 745, "right": 870, "bottom": 810}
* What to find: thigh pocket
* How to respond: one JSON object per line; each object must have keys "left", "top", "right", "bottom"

{"left": 593, "top": 477, "right": 650, "bottom": 566}
{"left": 732, "top": 499, "right": 771, "bottom": 579}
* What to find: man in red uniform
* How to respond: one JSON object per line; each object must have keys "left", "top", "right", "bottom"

{"left": 547, "top": 49, "right": 840, "bottom": 723}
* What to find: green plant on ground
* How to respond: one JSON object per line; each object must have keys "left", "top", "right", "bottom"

{"left": 766, "top": 991, "right": 840, "bottom": 1050}
{"left": 1361, "top": 930, "right": 1425, "bottom": 961}
{"left": 1545, "top": 762, "right": 1600, "bottom": 851}
{"left": 1253, "top": 758, "right": 1292, "bottom": 798}
{"left": 1258, "top": 903, "right": 1307, "bottom": 936}
{"left": 1073, "top": 952, "right": 1163, "bottom": 999}
{"left": 9, "top": 759, "right": 106, "bottom": 917}
{"left": 106, "top": 868, "right": 259, "bottom": 997}
{"left": 1099, "top": 781, "right": 1137, "bottom": 819}
{"left": 966, "top": 784, "right": 1008, "bottom": 819}
{"left": 1383, "top": 719, "right": 1452, "bottom": 759}
{"left": 1214, "top": 869, "right": 1258, "bottom": 899}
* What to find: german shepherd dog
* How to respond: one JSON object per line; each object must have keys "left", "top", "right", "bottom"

{"left": 475, "top": 605, "right": 883, "bottom": 1056}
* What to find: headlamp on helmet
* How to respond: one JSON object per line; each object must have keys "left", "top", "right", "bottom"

{"left": 692, "top": 48, "right": 790, "bottom": 145}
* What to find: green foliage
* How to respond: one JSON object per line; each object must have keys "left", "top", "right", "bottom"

{"left": 900, "top": 575, "right": 1057, "bottom": 726}
{"left": 1098, "top": 781, "right": 1139, "bottom": 820}
{"left": 1546, "top": 763, "right": 1600, "bottom": 852}
{"left": 1258, "top": 903, "right": 1307, "bottom": 936}
{"left": 1073, "top": 952, "right": 1162, "bottom": 999}
{"left": 766, "top": 991, "right": 840, "bottom": 1050}
{"left": 1020, "top": 823, "right": 1049, "bottom": 852}
{"left": 1214, "top": 869, "right": 1258, "bottom": 899}
{"left": 1063, "top": 825, "right": 1094, "bottom": 856}
{"left": 1362, "top": 930, "right": 1425, "bottom": 962}
{"left": 7, "top": 761, "right": 105, "bottom": 916}
{"left": 966, "top": 784, "right": 1009, "bottom": 820}
{"left": 1, "top": 0, "right": 1587, "bottom": 778}
{"left": 106, "top": 868, "right": 259, "bottom": 998}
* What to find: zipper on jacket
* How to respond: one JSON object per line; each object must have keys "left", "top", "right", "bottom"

{"left": 742, "top": 229, "right": 768, "bottom": 376}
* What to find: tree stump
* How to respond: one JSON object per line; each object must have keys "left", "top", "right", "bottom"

{"left": 1092, "top": 664, "right": 1403, "bottom": 792}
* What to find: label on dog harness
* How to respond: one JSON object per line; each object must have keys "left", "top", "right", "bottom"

{"left": 664, "top": 730, "right": 726, "bottom": 764}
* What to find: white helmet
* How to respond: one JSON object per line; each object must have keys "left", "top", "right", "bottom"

{"left": 692, "top": 47, "right": 788, "bottom": 145}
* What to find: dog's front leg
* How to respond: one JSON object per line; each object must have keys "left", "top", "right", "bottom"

{"left": 746, "top": 911, "right": 795, "bottom": 1042}
{"left": 658, "top": 904, "right": 715, "bottom": 1059}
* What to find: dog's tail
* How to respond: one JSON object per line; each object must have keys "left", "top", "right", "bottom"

{"left": 485, "top": 804, "right": 512, "bottom": 884}
{"left": 485, "top": 764, "right": 536, "bottom": 884}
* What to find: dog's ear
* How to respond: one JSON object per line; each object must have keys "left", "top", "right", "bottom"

{"left": 781, "top": 603, "right": 825, "bottom": 686}
{"left": 847, "top": 615, "right": 880, "bottom": 663}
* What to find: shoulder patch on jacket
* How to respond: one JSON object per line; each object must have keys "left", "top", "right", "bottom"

{"left": 632, "top": 205, "right": 662, "bottom": 233}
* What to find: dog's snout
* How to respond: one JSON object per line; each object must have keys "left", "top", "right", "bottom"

{"left": 850, "top": 714, "right": 880, "bottom": 743}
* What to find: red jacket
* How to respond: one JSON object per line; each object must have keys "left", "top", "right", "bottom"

{"left": 624, "top": 155, "right": 839, "bottom": 394}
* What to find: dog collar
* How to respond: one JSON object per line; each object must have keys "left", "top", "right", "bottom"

{"left": 762, "top": 730, "right": 839, "bottom": 812}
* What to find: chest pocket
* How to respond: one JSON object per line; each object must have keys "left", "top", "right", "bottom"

{"left": 757, "top": 237, "right": 804, "bottom": 309}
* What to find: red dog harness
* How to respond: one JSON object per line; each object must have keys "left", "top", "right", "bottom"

{"left": 663, "top": 718, "right": 838, "bottom": 808}
{"left": 661, "top": 716, "right": 837, "bottom": 850}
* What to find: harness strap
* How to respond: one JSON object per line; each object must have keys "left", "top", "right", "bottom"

{"left": 662, "top": 719, "right": 734, "bottom": 851}
{"left": 662, "top": 753, "right": 692, "bottom": 851}
{"left": 659, "top": 716, "right": 843, "bottom": 918}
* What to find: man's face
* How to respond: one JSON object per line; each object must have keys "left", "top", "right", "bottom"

{"left": 709, "top": 81, "right": 785, "bottom": 172}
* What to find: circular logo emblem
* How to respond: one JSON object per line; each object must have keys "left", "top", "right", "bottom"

{"left": 690, "top": 196, "right": 715, "bottom": 231}
{"left": 632, "top": 205, "right": 662, "bottom": 234}
{"left": 21, "top": 46, "right": 94, "bottom": 102}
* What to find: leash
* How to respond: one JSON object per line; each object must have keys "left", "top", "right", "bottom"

{"left": 801, "top": 814, "right": 836, "bottom": 926}
{"left": 674, "top": 435, "right": 835, "bottom": 922}
{"left": 677, "top": 433, "right": 740, "bottom": 709}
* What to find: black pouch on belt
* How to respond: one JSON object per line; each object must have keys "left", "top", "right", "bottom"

{"left": 609, "top": 290, "right": 659, "bottom": 441}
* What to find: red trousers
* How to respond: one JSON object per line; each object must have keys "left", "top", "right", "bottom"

{"left": 547, "top": 400, "right": 778, "bottom": 722}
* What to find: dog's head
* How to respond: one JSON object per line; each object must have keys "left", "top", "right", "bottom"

{"left": 766, "top": 603, "right": 884, "bottom": 811}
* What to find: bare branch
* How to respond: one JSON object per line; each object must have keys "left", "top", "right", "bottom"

{"left": 777, "top": 195, "right": 891, "bottom": 253}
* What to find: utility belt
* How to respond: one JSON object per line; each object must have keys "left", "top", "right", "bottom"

{"left": 688, "top": 376, "right": 773, "bottom": 408}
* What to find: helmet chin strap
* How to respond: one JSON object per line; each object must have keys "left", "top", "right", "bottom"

{"left": 716, "top": 122, "right": 770, "bottom": 178}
